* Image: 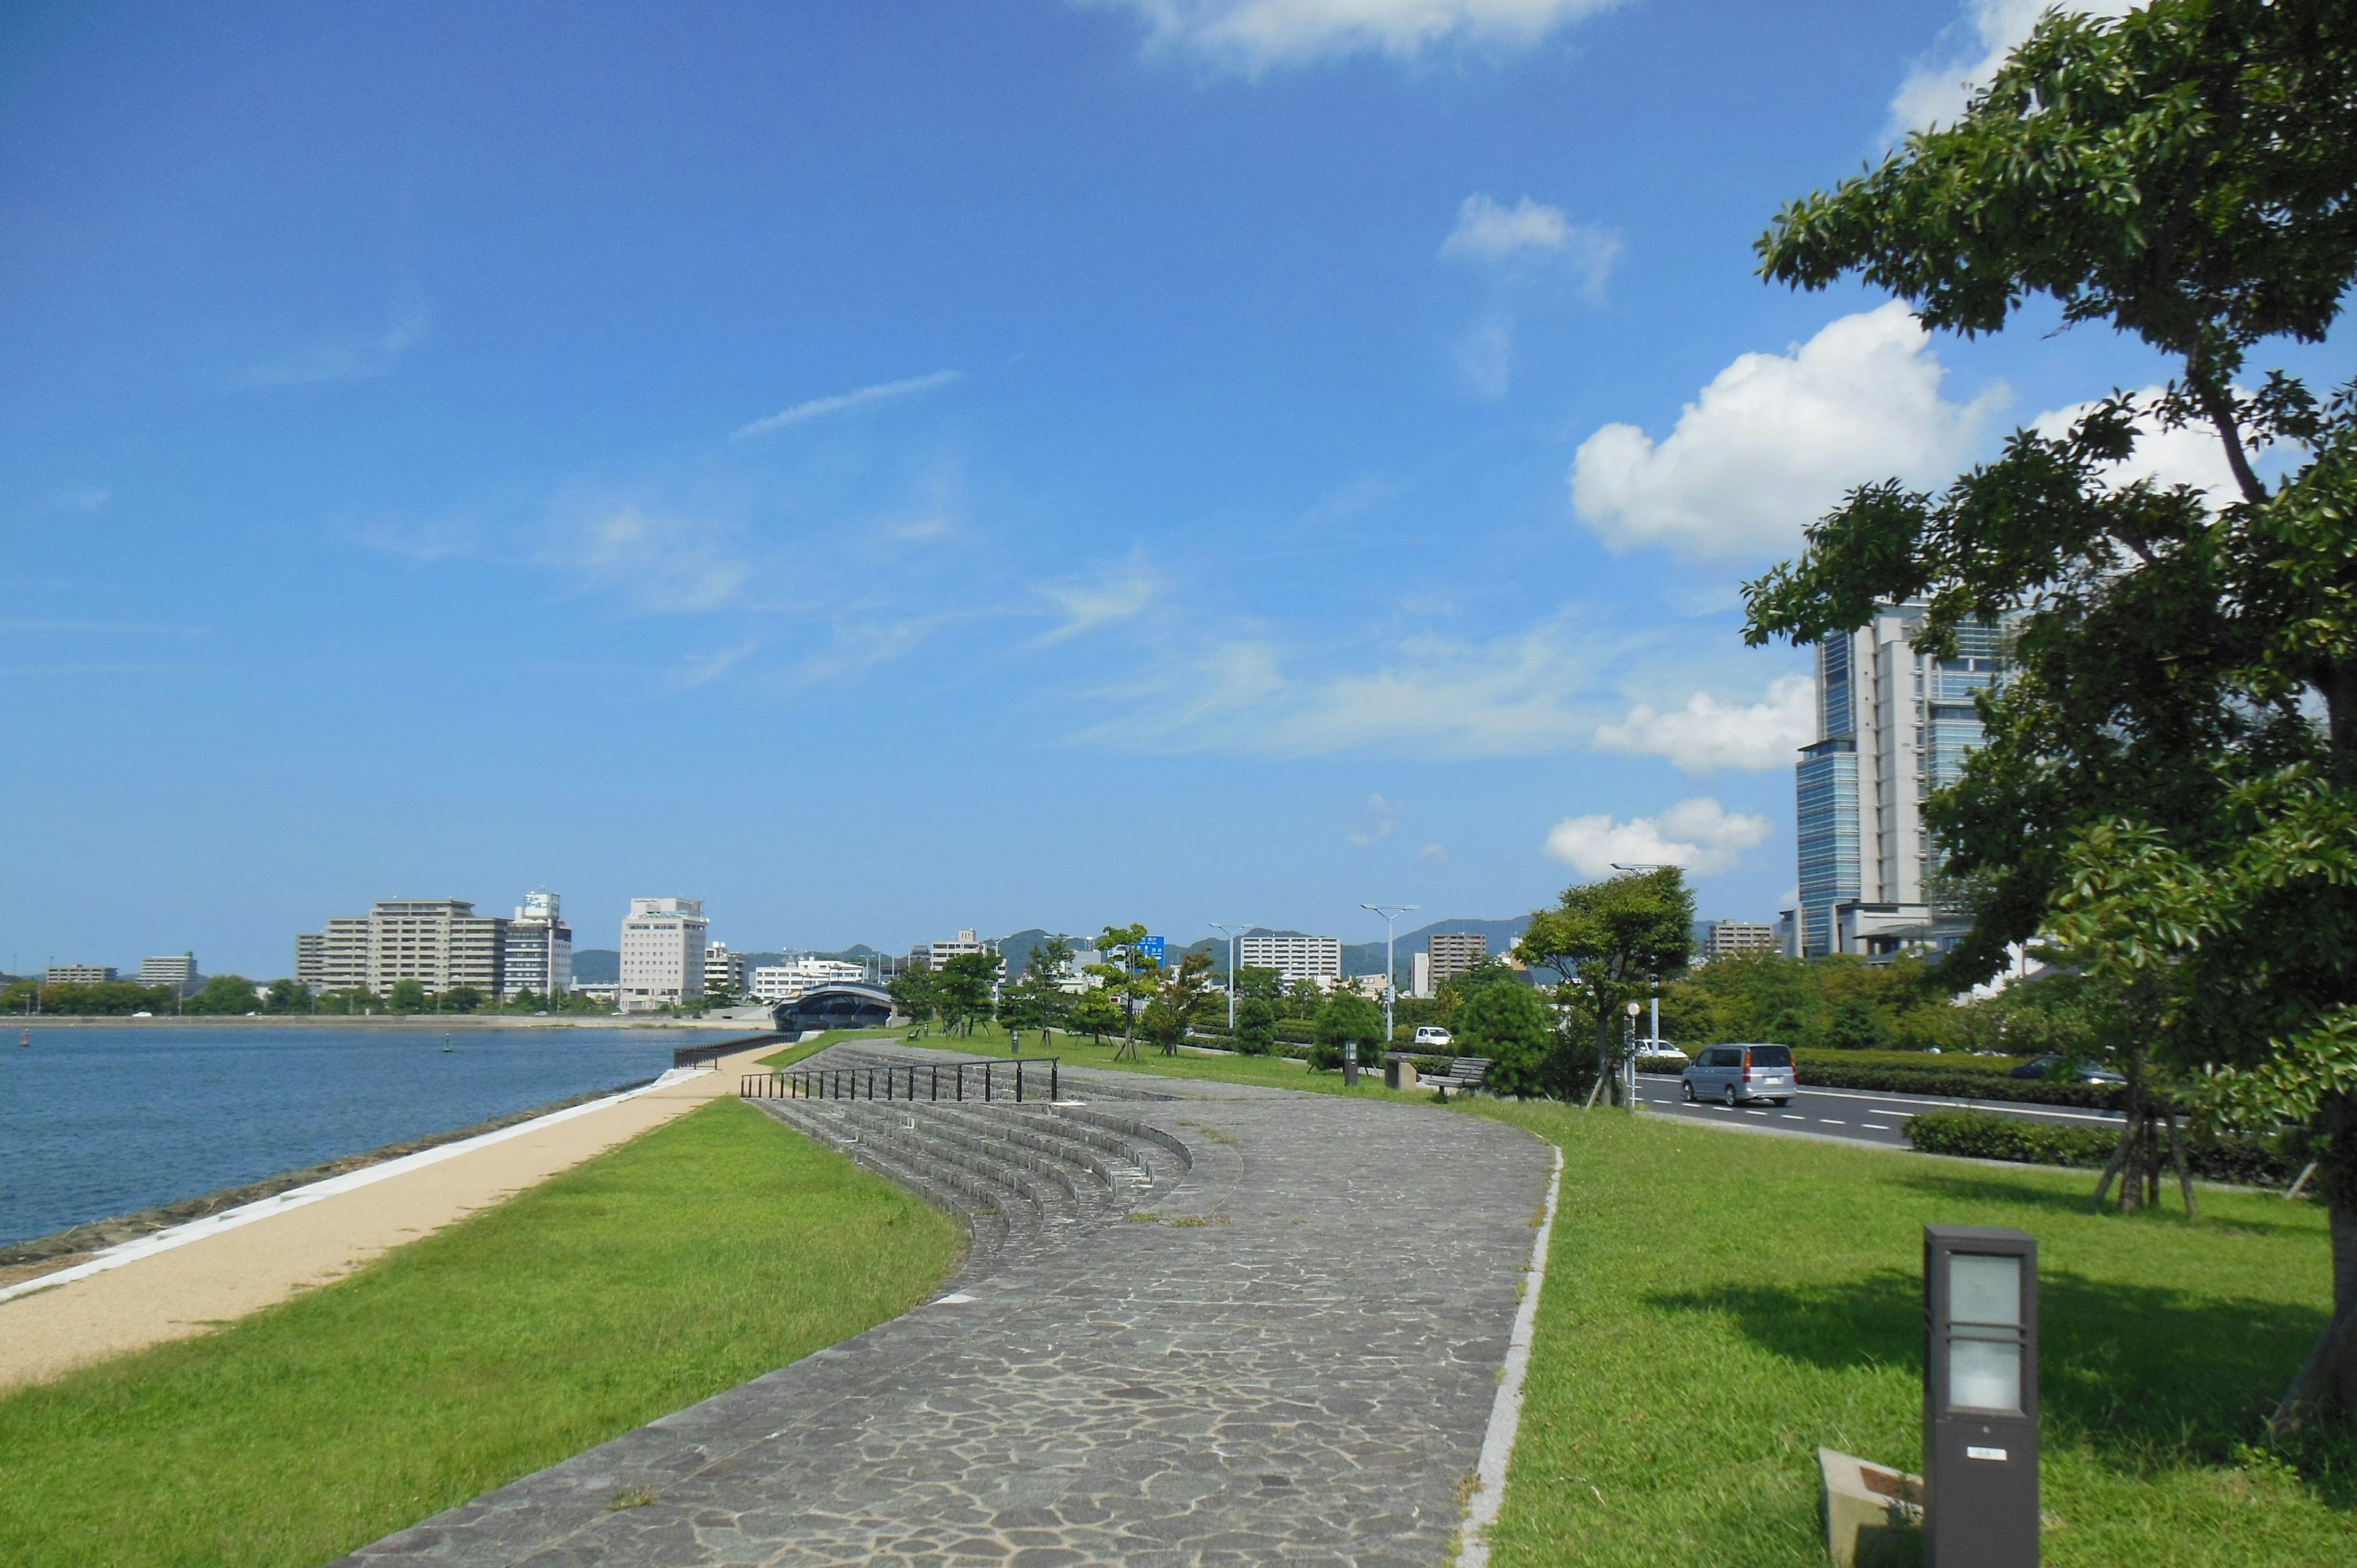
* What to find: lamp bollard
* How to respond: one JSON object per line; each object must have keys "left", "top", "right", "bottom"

{"left": 1924, "top": 1225, "right": 2040, "bottom": 1566}
{"left": 1342, "top": 1038, "right": 1358, "bottom": 1087}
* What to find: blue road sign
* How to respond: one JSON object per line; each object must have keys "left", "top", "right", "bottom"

{"left": 1137, "top": 936, "right": 1166, "bottom": 960}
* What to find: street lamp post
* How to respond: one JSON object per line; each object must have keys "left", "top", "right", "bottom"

{"left": 1360, "top": 903, "right": 1417, "bottom": 1051}
{"left": 1207, "top": 922, "right": 1256, "bottom": 1032}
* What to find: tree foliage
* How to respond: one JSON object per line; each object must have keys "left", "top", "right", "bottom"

{"left": 1139, "top": 950, "right": 1216, "bottom": 1056}
{"left": 1517, "top": 869, "right": 1693, "bottom": 1105}
{"left": 1746, "top": 0, "right": 2357, "bottom": 1422}
{"left": 1310, "top": 991, "right": 1383, "bottom": 1072}
{"left": 1453, "top": 981, "right": 1554, "bottom": 1097}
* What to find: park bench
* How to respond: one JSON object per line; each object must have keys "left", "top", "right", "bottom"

{"left": 1419, "top": 1056, "right": 1491, "bottom": 1098}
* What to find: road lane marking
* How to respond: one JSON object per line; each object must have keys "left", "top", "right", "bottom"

{"left": 1821, "top": 1119, "right": 1844, "bottom": 1125}
{"left": 1782, "top": 1115, "right": 1805, "bottom": 1121}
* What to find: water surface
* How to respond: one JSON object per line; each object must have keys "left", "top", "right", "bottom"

{"left": 0, "top": 1025, "right": 743, "bottom": 1246}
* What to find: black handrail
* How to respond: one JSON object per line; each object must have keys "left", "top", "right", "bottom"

{"left": 741, "top": 1057, "right": 1059, "bottom": 1105}
{"left": 674, "top": 1032, "right": 788, "bottom": 1069}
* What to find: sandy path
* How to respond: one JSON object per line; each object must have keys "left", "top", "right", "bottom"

{"left": 0, "top": 1043, "right": 784, "bottom": 1392}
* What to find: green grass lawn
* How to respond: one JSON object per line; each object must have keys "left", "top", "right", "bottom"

{"left": 776, "top": 1021, "right": 1441, "bottom": 1100}
{"left": 1473, "top": 1105, "right": 2356, "bottom": 1567}
{"left": 0, "top": 1097, "right": 961, "bottom": 1568}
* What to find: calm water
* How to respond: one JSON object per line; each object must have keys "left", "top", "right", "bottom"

{"left": 0, "top": 1025, "right": 743, "bottom": 1247}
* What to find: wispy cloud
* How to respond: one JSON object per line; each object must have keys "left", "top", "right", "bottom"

{"left": 1593, "top": 674, "right": 1815, "bottom": 773}
{"left": 243, "top": 307, "right": 428, "bottom": 387}
{"left": 42, "top": 484, "right": 111, "bottom": 515}
{"left": 667, "top": 636, "right": 762, "bottom": 692}
{"left": 543, "top": 504, "right": 752, "bottom": 614}
{"left": 1346, "top": 793, "right": 1401, "bottom": 847}
{"left": 1441, "top": 194, "right": 1621, "bottom": 398}
{"left": 0, "top": 618, "right": 207, "bottom": 638}
{"left": 734, "top": 369, "right": 964, "bottom": 439}
{"left": 1086, "top": 0, "right": 1627, "bottom": 73}
{"left": 1039, "top": 563, "right": 1159, "bottom": 645}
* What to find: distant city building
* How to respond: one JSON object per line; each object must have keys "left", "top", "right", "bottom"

{"left": 1700, "top": 921, "right": 1776, "bottom": 962}
{"left": 1797, "top": 603, "right": 2013, "bottom": 959}
{"left": 909, "top": 929, "right": 997, "bottom": 971}
{"left": 573, "top": 981, "right": 620, "bottom": 1005}
{"left": 45, "top": 964, "right": 116, "bottom": 985}
{"left": 1239, "top": 933, "right": 1342, "bottom": 985}
{"left": 1411, "top": 951, "right": 1433, "bottom": 999}
{"left": 501, "top": 890, "right": 573, "bottom": 1000}
{"left": 300, "top": 900, "right": 509, "bottom": 997}
{"left": 1427, "top": 932, "right": 1488, "bottom": 986}
{"left": 136, "top": 953, "right": 200, "bottom": 991}
{"left": 620, "top": 898, "right": 708, "bottom": 1012}
{"left": 705, "top": 941, "right": 748, "bottom": 995}
{"left": 749, "top": 956, "right": 868, "bottom": 1003}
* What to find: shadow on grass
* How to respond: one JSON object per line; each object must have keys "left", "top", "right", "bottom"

{"left": 1646, "top": 1269, "right": 2353, "bottom": 1505}
{"left": 1888, "top": 1170, "right": 2321, "bottom": 1238}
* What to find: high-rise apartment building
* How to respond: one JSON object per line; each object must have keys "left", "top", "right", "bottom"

{"left": 749, "top": 956, "right": 867, "bottom": 1002}
{"left": 137, "top": 952, "right": 199, "bottom": 991}
{"left": 1238, "top": 933, "right": 1342, "bottom": 985}
{"left": 1427, "top": 932, "right": 1488, "bottom": 984}
{"left": 45, "top": 965, "right": 116, "bottom": 984}
{"left": 300, "top": 900, "right": 508, "bottom": 996}
{"left": 1700, "top": 921, "right": 1776, "bottom": 962}
{"left": 704, "top": 941, "right": 747, "bottom": 995}
{"left": 620, "top": 898, "right": 708, "bottom": 1012}
{"left": 501, "top": 890, "right": 573, "bottom": 1000}
{"left": 1794, "top": 604, "right": 2009, "bottom": 957}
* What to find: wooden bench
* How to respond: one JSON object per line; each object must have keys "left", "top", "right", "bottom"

{"left": 1425, "top": 1056, "right": 1492, "bottom": 1098}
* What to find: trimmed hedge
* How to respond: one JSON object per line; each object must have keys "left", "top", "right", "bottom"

{"left": 1905, "top": 1109, "right": 2294, "bottom": 1186}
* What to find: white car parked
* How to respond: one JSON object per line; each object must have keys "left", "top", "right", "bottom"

{"left": 1412, "top": 1025, "right": 1453, "bottom": 1047}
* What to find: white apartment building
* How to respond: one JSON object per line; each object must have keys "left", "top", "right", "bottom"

{"left": 300, "top": 900, "right": 508, "bottom": 996}
{"left": 45, "top": 964, "right": 116, "bottom": 985}
{"left": 705, "top": 941, "right": 748, "bottom": 995}
{"left": 137, "top": 953, "right": 200, "bottom": 991}
{"left": 1411, "top": 951, "right": 1433, "bottom": 999}
{"left": 911, "top": 929, "right": 996, "bottom": 970}
{"left": 620, "top": 898, "right": 708, "bottom": 1012}
{"left": 1700, "top": 920, "right": 1776, "bottom": 962}
{"left": 749, "top": 956, "right": 867, "bottom": 1003}
{"left": 501, "top": 890, "right": 573, "bottom": 1000}
{"left": 1239, "top": 933, "right": 1342, "bottom": 985}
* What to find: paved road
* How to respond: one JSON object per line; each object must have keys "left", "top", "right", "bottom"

{"left": 341, "top": 1048, "right": 1557, "bottom": 1567}
{"left": 1635, "top": 1073, "right": 2124, "bottom": 1149}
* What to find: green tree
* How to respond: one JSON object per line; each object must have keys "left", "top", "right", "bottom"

{"left": 1743, "top": 0, "right": 2357, "bottom": 1421}
{"left": 263, "top": 977, "right": 312, "bottom": 1014}
{"left": 1234, "top": 992, "right": 1279, "bottom": 1056}
{"left": 2, "top": 980, "right": 38, "bottom": 1014}
{"left": 935, "top": 951, "right": 1000, "bottom": 1036}
{"left": 1517, "top": 869, "right": 1694, "bottom": 1106}
{"left": 439, "top": 985, "right": 485, "bottom": 1014}
{"left": 1231, "top": 965, "right": 1285, "bottom": 1004}
{"left": 1310, "top": 991, "right": 1383, "bottom": 1073}
{"left": 1085, "top": 924, "right": 1161, "bottom": 1058}
{"left": 889, "top": 967, "right": 942, "bottom": 1035}
{"left": 386, "top": 978, "right": 427, "bottom": 1014}
{"left": 1139, "top": 950, "right": 1216, "bottom": 1056}
{"left": 1453, "top": 981, "right": 1553, "bottom": 1097}
{"left": 704, "top": 978, "right": 740, "bottom": 1010}
{"left": 1005, "top": 935, "right": 1076, "bottom": 1048}
{"left": 1069, "top": 986, "right": 1123, "bottom": 1046}
{"left": 184, "top": 974, "right": 263, "bottom": 1015}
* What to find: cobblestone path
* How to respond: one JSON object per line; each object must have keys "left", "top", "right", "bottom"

{"left": 338, "top": 1044, "right": 1555, "bottom": 1567}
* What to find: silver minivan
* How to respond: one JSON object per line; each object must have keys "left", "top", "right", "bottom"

{"left": 1681, "top": 1043, "right": 1795, "bottom": 1105}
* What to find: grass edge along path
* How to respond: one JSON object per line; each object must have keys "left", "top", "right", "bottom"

{"left": 1467, "top": 1103, "right": 2355, "bottom": 1567}
{"left": 0, "top": 1097, "right": 961, "bottom": 1568}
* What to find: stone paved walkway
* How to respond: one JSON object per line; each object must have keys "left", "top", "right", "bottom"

{"left": 338, "top": 1046, "right": 1555, "bottom": 1567}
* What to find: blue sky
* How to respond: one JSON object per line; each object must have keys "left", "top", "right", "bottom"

{"left": 1, "top": 0, "right": 2234, "bottom": 975}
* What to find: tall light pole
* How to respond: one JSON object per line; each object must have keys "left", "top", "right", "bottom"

{"left": 1207, "top": 922, "right": 1256, "bottom": 1030}
{"left": 1360, "top": 903, "right": 1417, "bottom": 1049}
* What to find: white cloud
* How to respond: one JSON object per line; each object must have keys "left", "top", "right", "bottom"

{"left": 2030, "top": 385, "right": 2254, "bottom": 507}
{"left": 668, "top": 636, "right": 762, "bottom": 691}
{"left": 1086, "top": 0, "right": 1624, "bottom": 71}
{"left": 1346, "top": 793, "right": 1401, "bottom": 846}
{"left": 1073, "top": 612, "right": 1619, "bottom": 757}
{"left": 1442, "top": 195, "right": 1622, "bottom": 396}
{"left": 45, "top": 483, "right": 110, "bottom": 514}
{"left": 735, "top": 369, "right": 963, "bottom": 438}
{"left": 244, "top": 307, "right": 428, "bottom": 387}
{"left": 1418, "top": 841, "right": 1449, "bottom": 862}
{"left": 1569, "top": 303, "right": 2001, "bottom": 560}
{"left": 1040, "top": 566, "right": 1159, "bottom": 644}
{"left": 1544, "top": 797, "right": 1771, "bottom": 878}
{"left": 546, "top": 506, "right": 750, "bottom": 614}
{"left": 1595, "top": 674, "right": 1815, "bottom": 773}
{"left": 1888, "top": 1, "right": 2134, "bottom": 136}
{"left": 1444, "top": 194, "right": 1570, "bottom": 260}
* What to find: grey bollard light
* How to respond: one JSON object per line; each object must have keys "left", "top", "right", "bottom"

{"left": 1923, "top": 1226, "right": 2039, "bottom": 1566}
{"left": 1342, "top": 1038, "right": 1358, "bottom": 1087}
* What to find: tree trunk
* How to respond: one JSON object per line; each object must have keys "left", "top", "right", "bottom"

{"left": 2164, "top": 1107, "right": 2197, "bottom": 1219}
{"left": 2275, "top": 1092, "right": 2357, "bottom": 1427}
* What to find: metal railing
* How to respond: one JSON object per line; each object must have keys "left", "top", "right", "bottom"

{"left": 675, "top": 1032, "right": 787, "bottom": 1069}
{"left": 742, "top": 1057, "right": 1058, "bottom": 1105}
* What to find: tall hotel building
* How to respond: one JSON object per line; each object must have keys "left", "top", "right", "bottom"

{"left": 501, "top": 890, "right": 573, "bottom": 1000}
{"left": 619, "top": 897, "right": 708, "bottom": 1013}
{"left": 297, "top": 899, "right": 508, "bottom": 995}
{"left": 1793, "top": 604, "right": 2008, "bottom": 959}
